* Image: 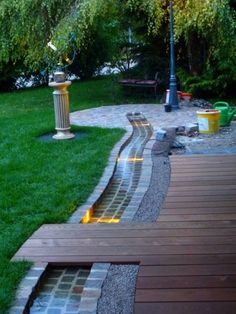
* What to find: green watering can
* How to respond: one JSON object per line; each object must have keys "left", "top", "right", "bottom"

{"left": 213, "top": 102, "right": 236, "bottom": 126}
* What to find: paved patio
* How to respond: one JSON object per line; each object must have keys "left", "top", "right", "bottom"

{"left": 70, "top": 103, "right": 198, "bottom": 130}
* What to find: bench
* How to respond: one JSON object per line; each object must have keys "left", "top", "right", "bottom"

{"left": 118, "top": 72, "right": 161, "bottom": 96}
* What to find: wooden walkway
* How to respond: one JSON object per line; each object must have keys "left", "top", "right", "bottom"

{"left": 13, "top": 154, "right": 236, "bottom": 313}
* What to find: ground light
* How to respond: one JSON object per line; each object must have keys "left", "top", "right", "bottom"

{"left": 168, "top": 0, "right": 179, "bottom": 110}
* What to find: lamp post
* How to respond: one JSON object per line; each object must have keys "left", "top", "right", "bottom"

{"left": 168, "top": 0, "right": 179, "bottom": 110}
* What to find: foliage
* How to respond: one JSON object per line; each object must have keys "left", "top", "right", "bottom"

{"left": 0, "top": 0, "right": 235, "bottom": 96}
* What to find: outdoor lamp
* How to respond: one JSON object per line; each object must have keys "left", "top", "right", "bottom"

{"left": 168, "top": 0, "right": 179, "bottom": 110}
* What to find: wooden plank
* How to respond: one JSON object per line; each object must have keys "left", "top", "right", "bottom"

{"left": 138, "top": 264, "right": 236, "bottom": 277}
{"left": 170, "top": 177, "right": 236, "bottom": 182}
{"left": 171, "top": 169, "right": 236, "bottom": 180}
{"left": 163, "top": 201, "right": 236, "bottom": 208}
{"left": 170, "top": 155, "right": 236, "bottom": 162}
{"left": 170, "top": 154, "right": 236, "bottom": 161}
{"left": 171, "top": 164, "right": 236, "bottom": 169}
{"left": 165, "top": 195, "right": 236, "bottom": 202}
{"left": 135, "top": 288, "right": 236, "bottom": 302}
{"left": 167, "top": 189, "right": 236, "bottom": 196}
{"left": 13, "top": 255, "right": 142, "bottom": 263}
{"left": 135, "top": 302, "right": 236, "bottom": 314}
{"left": 23, "top": 235, "right": 236, "bottom": 247}
{"left": 167, "top": 184, "right": 236, "bottom": 191}
{"left": 140, "top": 254, "right": 236, "bottom": 266}
{"left": 172, "top": 167, "right": 236, "bottom": 172}
{"left": 158, "top": 214, "right": 236, "bottom": 222}
{"left": 30, "top": 228, "right": 236, "bottom": 239}
{"left": 14, "top": 244, "right": 236, "bottom": 258}
{"left": 21, "top": 254, "right": 236, "bottom": 266}
{"left": 170, "top": 180, "right": 236, "bottom": 186}
{"left": 161, "top": 208, "right": 236, "bottom": 215}
{"left": 137, "top": 275, "right": 236, "bottom": 289}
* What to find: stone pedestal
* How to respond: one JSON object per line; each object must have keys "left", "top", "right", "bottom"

{"left": 49, "top": 81, "right": 75, "bottom": 140}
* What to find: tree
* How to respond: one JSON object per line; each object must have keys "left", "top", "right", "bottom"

{"left": 0, "top": 0, "right": 235, "bottom": 96}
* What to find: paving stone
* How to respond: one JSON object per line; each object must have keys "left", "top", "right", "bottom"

{"left": 9, "top": 307, "right": 25, "bottom": 314}
{"left": 47, "top": 309, "right": 62, "bottom": 314}
{"left": 65, "top": 303, "right": 80, "bottom": 311}
{"left": 76, "top": 278, "right": 87, "bottom": 285}
{"left": 61, "top": 276, "right": 75, "bottom": 283}
{"left": 58, "top": 283, "right": 72, "bottom": 290}
{"left": 69, "top": 294, "right": 81, "bottom": 302}
{"left": 12, "top": 297, "right": 28, "bottom": 307}
{"left": 29, "top": 267, "right": 91, "bottom": 313}
{"left": 82, "top": 288, "right": 101, "bottom": 298}
{"left": 79, "top": 298, "right": 97, "bottom": 312}
{"left": 54, "top": 291, "right": 68, "bottom": 299}
{"left": 50, "top": 298, "right": 66, "bottom": 307}
{"left": 78, "top": 311, "right": 97, "bottom": 314}
{"left": 72, "top": 286, "right": 84, "bottom": 294}
{"left": 65, "top": 268, "right": 78, "bottom": 275}
{"left": 84, "top": 279, "right": 104, "bottom": 289}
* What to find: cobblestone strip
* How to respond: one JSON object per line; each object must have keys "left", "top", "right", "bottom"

{"left": 68, "top": 128, "right": 132, "bottom": 223}
{"left": 9, "top": 264, "right": 47, "bottom": 314}
{"left": 87, "top": 114, "right": 153, "bottom": 223}
{"left": 120, "top": 136, "right": 155, "bottom": 222}
{"left": 78, "top": 263, "right": 110, "bottom": 314}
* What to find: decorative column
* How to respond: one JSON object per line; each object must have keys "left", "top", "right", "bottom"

{"left": 49, "top": 81, "right": 75, "bottom": 140}
{"left": 168, "top": 0, "right": 179, "bottom": 110}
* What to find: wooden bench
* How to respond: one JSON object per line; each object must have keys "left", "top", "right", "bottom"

{"left": 118, "top": 72, "right": 161, "bottom": 96}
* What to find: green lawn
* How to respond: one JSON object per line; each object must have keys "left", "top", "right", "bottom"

{"left": 0, "top": 76, "right": 143, "bottom": 312}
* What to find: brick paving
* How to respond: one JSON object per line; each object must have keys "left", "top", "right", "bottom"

{"left": 30, "top": 267, "right": 91, "bottom": 314}
{"left": 70, "top": 103, "right": 198, "bottom": 131}
{"left": 84, "top": 113, "right": 153, "bottom": 224}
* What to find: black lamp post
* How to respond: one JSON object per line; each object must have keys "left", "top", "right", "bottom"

{"left": 168, "top": 0, "right": 179, "bottom": 110}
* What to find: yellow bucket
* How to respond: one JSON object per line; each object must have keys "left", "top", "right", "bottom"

{"left": 197, "top": 109, "right": 220, "bottom": 134}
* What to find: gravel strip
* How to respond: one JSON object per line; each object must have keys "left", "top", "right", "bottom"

{"left": 133, "top": 128, "right": 175, "bottom": 222}
{"left": 97, "top": 265, "right": 139, "bottom": 314}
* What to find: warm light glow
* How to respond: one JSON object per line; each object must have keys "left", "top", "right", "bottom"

{"left": 81, "top": 208, "right": 93, "bottom": 224}
{"left": 47, "top": 41, "right": 58, "bottom": 51}
{"left": 97, "top": 218, "right": 120, "bottom": 223}
{"left": 118, "top": 157, "right": 144, "bottom": 162}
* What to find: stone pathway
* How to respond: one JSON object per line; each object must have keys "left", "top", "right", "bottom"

{"left": 70, "top": 103, "right": 198, "bottom": 131}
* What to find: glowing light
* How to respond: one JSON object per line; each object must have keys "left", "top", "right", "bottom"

{"left": 97, "top": 218, "right": 120, "bottom": 224}
{"left": 118, "top": 157, "right": 144, "bottom": 162}
{"left": 81, "top": 208, "right": 93, "bottom": 224}
{"left": 47, "top": 41, "right": 58, "bottom": 51}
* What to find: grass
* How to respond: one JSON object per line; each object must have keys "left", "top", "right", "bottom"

{"left": 0, "top": 76, "right": 146, "bottom": 312}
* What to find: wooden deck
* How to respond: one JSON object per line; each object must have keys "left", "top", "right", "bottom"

{"left": 13, "top": 154, "right": 236, "bottom": 313}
